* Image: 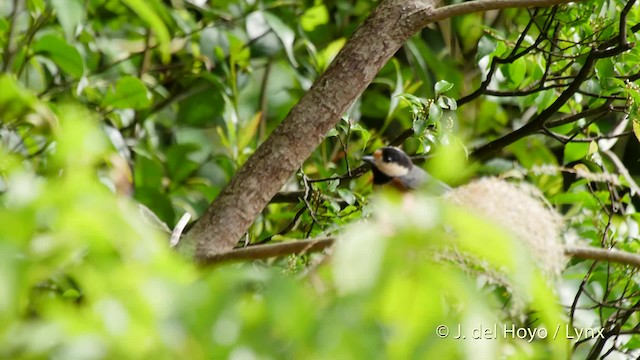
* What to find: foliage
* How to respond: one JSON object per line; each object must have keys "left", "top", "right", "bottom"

{"left": 2, "top": 0, "right": 640, "bottom": 358}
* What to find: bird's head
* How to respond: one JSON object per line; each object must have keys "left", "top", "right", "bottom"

{"left": 362, "top": 146, "right": 413, "bottom": 178}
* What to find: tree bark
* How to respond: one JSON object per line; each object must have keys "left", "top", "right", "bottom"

{"left": 184, "top": 0, "right": 577, "bottom": 259}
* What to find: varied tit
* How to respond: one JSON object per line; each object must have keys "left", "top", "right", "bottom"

{"left": 362, "top": 147, "right": 451, "bottom": 194}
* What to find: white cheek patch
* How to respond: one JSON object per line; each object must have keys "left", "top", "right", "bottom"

{"left": 375, "top": 159, "right": 410, "bottom": 177}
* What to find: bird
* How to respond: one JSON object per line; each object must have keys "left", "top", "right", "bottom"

{"left": 362, "top": 147, "right": 451, "bottom": 194}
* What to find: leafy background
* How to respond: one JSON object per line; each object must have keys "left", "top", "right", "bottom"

{"left": 1, "top": 0, "right": 640, "bottom": 358}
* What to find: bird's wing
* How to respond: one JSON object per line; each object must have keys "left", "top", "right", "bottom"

{"left": 402, "top": 167, "right": 451, "bottom": 194}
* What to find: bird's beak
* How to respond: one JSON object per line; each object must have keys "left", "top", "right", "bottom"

{"left": 362, "top": 155, "right": 375, "bottom": 165}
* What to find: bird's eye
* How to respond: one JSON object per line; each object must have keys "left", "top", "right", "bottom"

{"left": 384, "top": 156, "right": 391, "bottom": 162}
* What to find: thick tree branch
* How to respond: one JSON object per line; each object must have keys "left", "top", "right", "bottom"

{"left": 183, "top": 0, "right": 578, "bottom": 259}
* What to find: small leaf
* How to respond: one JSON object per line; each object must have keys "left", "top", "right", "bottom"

{"left": 166, "top": 144, "right": 200, "bottom": 184}
{"left": 51, "top": 0, "right": 84, "bottom": 40}
{"left": 536, "top": 90, "right": 556, "bottom": 113}
{"left": 385, "top": 59, "right": 404, "bottom": 123}
{"left": 177, "top": 82, "right": 225, "bottom": 127}
{"left": 32, "top": 35, "right": 84, "bottom": 77}
{"left": 238, "top": 112, "right": 262, "bottom": 149}
{"left": 588, "top": 140, "right": 599, "bottom": 158}
{"left": 563, "top": 142, "right": 590, "bottom": 164}
{"left": 133, "top": 153, "right": 164, "bottom": 189}
{"left": 246, "top": 11, "right": 270, "bottom": 40}
{"left": 318, "top": 38, "right": 345, "bottom": 70}
{"left": 351, "top": 123, "right": 371, "bottom": 151}
{"left": 102, "top": 76, "right": 151, "bottom": 109}
{"left": 328, "top": 178, "right": 340, "bottom": 192}
{"left": 263, "top": 12, "right": 298, "bottom": 67}
{"left": 428, "top": 102, "right": 443, "bottom": 123}
{"left": 413, "top": 118, "right": 427, "bottom": 135}
{"left": 326, "top": 128, "right": 339, "bottom": 137}
{"left": 508, "top": 58, "right": 526, "bottom": 85}
{"left": 434, "top": 80, "right": 453, "bottom": 96}
{"left": 438, "top": 96, "right": 457, "bottom": 110}
{"left": 338, "top": 188, "right": 356, "bottom": 206}
{"left": 633, "top": 120, "right": 640, "bottom": 143}
{"left": 477, "top": 36, "right": 497, "bottom": 59}
{"left": 301, "top": 4, "right": 329, "bottom": 32}
{"left": 121, "top": 0, "right": 171, "bottom": 63}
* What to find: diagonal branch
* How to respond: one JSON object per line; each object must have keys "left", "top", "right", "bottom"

{"left": 182, "top": 0, "right": 579, "bottom": 259}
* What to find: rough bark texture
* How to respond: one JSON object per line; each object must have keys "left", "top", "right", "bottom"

{"left": 184, "top": 0, "right": 577, "bottom": 259}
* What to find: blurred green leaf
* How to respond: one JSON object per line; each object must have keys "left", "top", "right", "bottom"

{"left": 134, "top": 187, "right": 175, "bottom": 225}
{"left": 507, "top": 57, "right": 526, "bottom": 85}
{"left": 338, "top": 188, "right": 356, "bottom": 205}
{"left": 50, "top": 0, "right": 84, "bottom": 40}
{"left": 633, "top": 120, "right": 640, "bottom": 143}
{"left": 120, "top": 0, "right": 171, "bottom": 63}
{"left": 177, "top": 85, "right": 225, "bottom": 127}
{"left": 238, "top": 112, "right": 262, "bottom": 149}
{"left": 301, "top": 4, "right": 329, "bottom": 32}
{"left": 166, "top": 143, "right": 200, "bottom": 185}
{"left": 32, "top": 35, "right": 84, "bottom": 77}
{"left": 102, "top": 76, "right": 151, "bottom": 110}
{"left": 263, "top": 12, "right": 298, "bottom": 67}
{"left": 428, "top": 102, "right": 443, "bottom": 123}
{"left": 563, "top": 142, "right": 590, "bottom": 164}
{"left": 434, "top": 80, "right": 453, "bottom": 96}
{"left": 133, "top": 153, "right": 164, "bottom": 189}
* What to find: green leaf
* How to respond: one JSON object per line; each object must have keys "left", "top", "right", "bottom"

{"left": 51, "top": 0, "right": 84, "bottom": 40}
{"left": 563, "top": 142, "right": 590, "bottom": 164}
{"left": 263, "top": 11, "right": 298, "bottom": 67}
{"left": 434, "top": 80, "right": 453, "bottom": 96}
{"left": 238, "top": 112, "right": 262, "bottom": 149}
{"left": 32, "top": 35, "right": 84, "bottom": 78}
{"left": 428, "top": 102, "right": 443, "bottom": 123}
{"left": 595, "top": 58, "right": 614, "bottom": 84}
{"left": 477, "top": 36, "right": 497, "bottom": 59}
{"left": 318, "top": 38, "right": 346, "bottom": 70}
{"left": 177, "top": 84, "right": 225, "bottom": 127}
{"left": 120, "top": 0, "right": 171, "bottom": 63}
{"left": 328, "top": 178, "right": 340, "bottom": 192}
{"left": 633, "top": 120, "right": 640, "bottom": 143}
{"left": 507, "top": 58, "right": 526, "bottom": 85}
{"left": 301, "top": 4, "right": 329, "bottom": 32}
{"left": 385, "top": 59, "right": 404, "bottom": 123}
{"left": 337, "top": 188, "right": 356, "bottom": 206}
{"left": 351, "top": 123, "right": 371, "bottom": 151}
{"left": 134, "top": 187, "right": 175, "bottom": 226}
{"left": 166, "top": 144, "right": 201, "bottom": 184}
{"left": 413, "top": 118, "right": 427, "bottom": 135}
{"left": 536, "top": 90, "right": 556, "bottom": 113}
{"left": 102, "top": 76, "right": 151, "bottom": 110}
{"left": 326, "top": 128, "right": 339, "bottom": 137}
{"left": 133, "top": 153, "right": 164, "bottom": 189}
{"left": 263, "top": 12, "right": 298, "bottom": 67}
{"left": 437, "top": 96, "right": 457, "bottom": 110}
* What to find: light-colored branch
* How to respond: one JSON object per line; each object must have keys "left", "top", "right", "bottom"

{"left": 198, "top": 237, "right": 335, "bottom": 264}
{"left": 424, "top": 0, "right": 575, "bottom": 24}
{"left": 185, "top": 0, "right": 578, "bottom": 259}
{"left": 564, "top": 245, "right": 640, "bottom": 268}
{"left": 200, "top": 239, "right": 640, "bottom": 270}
